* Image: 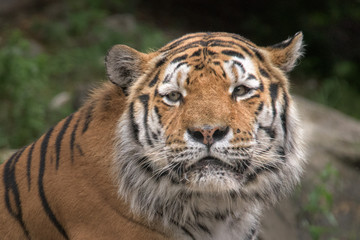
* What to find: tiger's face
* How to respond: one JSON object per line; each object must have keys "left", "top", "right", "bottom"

{"left": 107, "top": 32, "right": 305, "bottom": 218}
{"left": 143, "top": 49, "right": 266, "bottom": 192}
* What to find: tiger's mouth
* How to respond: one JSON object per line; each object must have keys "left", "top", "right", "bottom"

{"left": 186, "top": 157, "right": 237, "bottom": 173}
{"left": 182, "top": 157, "right": 246, "bottom": 190}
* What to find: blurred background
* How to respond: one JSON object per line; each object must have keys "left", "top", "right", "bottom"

{"left": 0, "top": 0, "right": 359, "bottom": 239}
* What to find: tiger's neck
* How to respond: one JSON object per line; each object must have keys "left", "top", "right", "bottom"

{"left": 112, "top": 111, "right": 261, "bottom": 240}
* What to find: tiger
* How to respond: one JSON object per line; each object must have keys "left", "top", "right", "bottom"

{"left": 0, "top": 32, "right": 305, "bottom": 240}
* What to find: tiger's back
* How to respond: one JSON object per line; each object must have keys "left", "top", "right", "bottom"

{"left": 1, "top": 32, "right": 305, "bottom": 240}
{"left": 0, "top": 84, "right": 168, "bottom": 239}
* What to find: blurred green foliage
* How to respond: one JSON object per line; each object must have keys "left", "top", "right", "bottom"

{"left": 0, "top": 0, "right": 167, "bottom": 149}
{"left": 0, "top": 31, "right": 50, "bottom": 148}
{"left": 300, "top": 163, "right": 340, "bottom": 240}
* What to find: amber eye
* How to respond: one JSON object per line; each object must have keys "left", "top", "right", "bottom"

{"left": 233, "top": 85, "right": 251, "bottom": 97}
{"left": 165, "top": 91, "right": 182, "bottom": 102}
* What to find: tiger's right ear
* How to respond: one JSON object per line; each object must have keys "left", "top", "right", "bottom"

{"left": 105, "top": 45, "right": 147, "bottom": 95}
{"left": 265, "top": 32, "right": 304, "bottom": 73}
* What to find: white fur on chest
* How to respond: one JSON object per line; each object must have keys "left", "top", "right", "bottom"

{"left": 170, "top": 207, "right": 260, "bottom": 240}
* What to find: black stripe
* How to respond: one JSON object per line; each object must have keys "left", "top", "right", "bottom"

{"left": 259, "top": 125, "right": 276, "bottom": 139}
{"left": 256, "top": 163, "right": 279, "bottom": 174}
{"left": 160, "top": 34, "right": 204, "bottom": 53}
{"left": 253, "top": 50, "right": 264, "bottom": 62}
{"left": 237, "top": 159, "right": 250, "bottom": 174}
{"left": 271, "top": 38, "right": 293, "bottom": 49}
{"left": 208, "top": 40, "right": 249, "bottom": 50}
{"left": 181, "top": 226, "right": 196, "bottom": 240}
{"left": 194, "top": 63, "right": 204, "bottom": 70}
{"left": 38, "top": 127, "right": 69, "bottom": 239}
{"left": 148, "top": 71, "right": 160, "bottom": 87}
{"left": 245, "top": 162, "right": 279, "bottom": 184}
{"left": 269, "top": 84, "right": 279, "bottom": 100}
{"left": 154, "top": 106, "right": 162, "bottom": 125}
{"left": 255, "top": 102, "right": 264, "bottom": 115}
{"left": 139, "top": 94, "right": 152, "bottom": 146}
{"left": 209, "top": 66, "right": 220, "bottom": 77}
{"left": 240, "top": 46, "right": 253, "bottom": 57}
{"left": 221, "top": 50, "right": 244, "bottom": 59}
{"left": 220, "top": 65, "right": 227, "bottom": 78}
{"left": 129, "top": 102, "right": 141, "bottom": 145}
{"left": 229, "top": 34, "right": 255, "bottom": 46}
{"left": 269, "top": 83, "right": 279, "bottom": 121}
{"left": 208, "top": 50, "right": 217, "bottom": 56}
{"left": 70, "top": 116, "right": 81, "bottom": 163}
{"left": 259, "top": 67, "right": 270, "bottom": 78}
{"left": 259, "top": 81, "right": 264, "bottom": 92}
{"left": 161, "top": 39, "right": 209, "bottom": 59}
{"left": 163, "top": 73, "right": 172, "bottom": 84}
{"left": 174, "top": 62, "right": 187, "bottom": 71}
{"left": 164, "top": 37, "right": 252, "bottom": 59}
{"left": 82, "top": 103, "right": 95, "bottom": 134}
{"left": 277, "top": 146, "right": 286, "bottom": 162}
{"left": 76, "top": 144, "right": 84, "bottom": 156}
{"left": 137, "top": 156, "right": 154, "bottom": 173}
{"left": 155, "top": 58, "right": 166, "bottom": 68}
{"left": 197, "top": 223, "right": 211, "bottom": 235}
{"left": 166, "top": 42, "right": 204, "bottom": 57}
{"left": 245, "top": 227, "right": 257, "bottom": 240}
{"left": 202, "top": 47, "right": 209, "bottom": 58}
{"left": 233, "top": 60, "right": 245, "bottom": 73}
{"left": 171, "top": 54, "right": 188, "bottom": 64}
{"left": 246, "top": 73, "right": 256, "bottom": 80}
{"left": 247, "top": 94, "right": 260, "bottom": 100}
{"left": 4, "top": 148, "right": 31, "bottom": 239}
{"left": 200, "top": 40, "right": 208, "bottom": 47}
{"left": 190, "top": 49, "right": 201, "bottom": 57}
{"left": 55, "top": 114, "right": 74, "bottom": 170}
{"left": 280, "top": 93, "right": 289, "bottom": 143}
{"left": 27, "top": 142, "right": 36, "bottom": 191}
{"left": 152, "top": 132, "right": 158, "bottom": 141}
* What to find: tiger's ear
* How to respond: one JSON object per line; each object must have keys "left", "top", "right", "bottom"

{"left": 265, "top": 32, "right": 304, "bottom": 72}
{"left": 105, "top": 45, "right": 147, "bottom": 94}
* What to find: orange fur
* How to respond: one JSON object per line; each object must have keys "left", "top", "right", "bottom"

{"left": 0, "top": 32, "right": 305, "bottom": 240}
{"left": 0, "top": 83, "right": 168, "bottom": 239}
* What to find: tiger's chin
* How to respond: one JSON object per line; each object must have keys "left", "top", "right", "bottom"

{"left": 182, "top": 157, "right": 243, "bottom": 193}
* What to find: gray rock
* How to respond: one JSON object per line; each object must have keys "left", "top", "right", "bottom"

{"left": 261, "top": 95, "right": 360, "bottom": 240}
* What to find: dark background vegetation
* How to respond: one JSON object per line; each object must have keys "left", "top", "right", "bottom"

{"left": 0, "top": 0, "right": 359, "bottom": 239}
{"left": 0, "top": 0, "right": 359, "bottom": 148}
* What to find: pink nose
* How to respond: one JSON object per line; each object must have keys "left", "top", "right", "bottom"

{"left": 187, "top": 126, "right": 229, "bottom": 146}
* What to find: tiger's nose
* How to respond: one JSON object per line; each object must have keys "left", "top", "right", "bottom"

{"left": 187, "top": 125, "right": 230, "bottom": 146}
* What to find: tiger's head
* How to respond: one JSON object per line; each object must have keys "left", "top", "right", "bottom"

{"left": 106, "top": 32, "right": 305, "bottom": 224}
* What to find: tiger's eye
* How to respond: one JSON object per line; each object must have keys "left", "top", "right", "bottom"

{"left": 166, "top": 91, "right": 182, "bottom": 102}
{"left": 233, "top": 85, "right": 250, "bottom": 97}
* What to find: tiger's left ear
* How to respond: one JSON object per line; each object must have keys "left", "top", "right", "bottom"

{"left": 265, "top": 32, "right": 304, "bottom": 72}
{"left": 105, "top": 44, "right": 148, "bottom": 95}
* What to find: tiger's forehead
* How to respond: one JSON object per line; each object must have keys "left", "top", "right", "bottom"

{"left": 155, "top": 32, "right": 265, "bottom": 79}
{"left": 135, "top": 32, "right": 273, "bottom": 96}
{"left": 157, "top": 39, "right": 261, "bottom": 88}
{"left": 158, "top": 32, "right": 257, "bottom": 55}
